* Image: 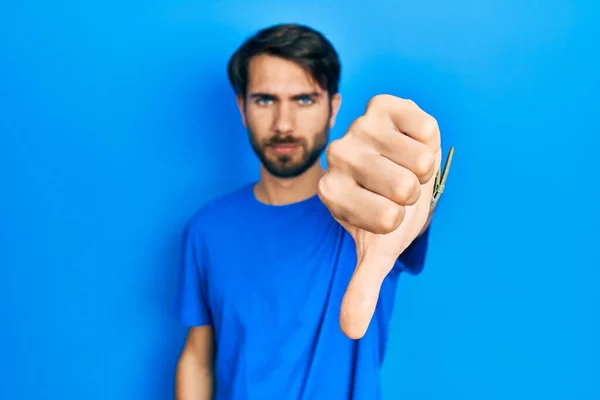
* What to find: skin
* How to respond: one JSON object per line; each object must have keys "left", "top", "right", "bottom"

{"left": 175, "top": 326, "right": 213, "bottom": 400}
{"left": 236, "top": 54, "right": 342, "bottom": 206}
{"left": 319, "top": 95, "right": 442, "bottom": 339}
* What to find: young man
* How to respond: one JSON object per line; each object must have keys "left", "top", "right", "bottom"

{"left": 175, "top": 23, "right": 448, "bottom": 399}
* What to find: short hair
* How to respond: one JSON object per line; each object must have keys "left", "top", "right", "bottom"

{"left": 227, "top": 23, "right": 341, "bottom": 98}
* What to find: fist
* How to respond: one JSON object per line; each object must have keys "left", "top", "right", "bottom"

{"left": 318, "top": 94, "right": 444, "bottom": 339}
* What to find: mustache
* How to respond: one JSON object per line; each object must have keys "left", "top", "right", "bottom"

{"left": 265, "top": 136, "right": 305, "bottom": 146}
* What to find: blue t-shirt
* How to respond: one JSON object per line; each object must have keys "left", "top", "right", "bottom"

{"left": 174, "top": 183, "right": 430, "bottom": 399}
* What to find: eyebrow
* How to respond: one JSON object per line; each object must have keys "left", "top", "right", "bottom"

{"left": 248, "top": 91, "right": 322, "bottom": 100}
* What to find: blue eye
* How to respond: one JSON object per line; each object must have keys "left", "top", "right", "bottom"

{"left": 256, "top": 98, "right": 273, "bottom": 106}
{"left": 297, "top": 97, "right": 313, "bottom": 105}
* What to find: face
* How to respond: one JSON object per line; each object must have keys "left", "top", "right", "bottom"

{"left": 237, "top": 54, "right": 341, "bottom": 179}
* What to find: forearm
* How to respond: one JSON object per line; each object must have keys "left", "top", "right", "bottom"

{"left": 175, "top": 351, "right": 213, "bottom": 400}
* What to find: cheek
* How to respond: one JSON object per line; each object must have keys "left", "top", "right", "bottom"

{"left": 245, "top": 109, "right": 273, "bottom": 138}
{"left": 297, "top": 108, "right": 330, "bottom": 138}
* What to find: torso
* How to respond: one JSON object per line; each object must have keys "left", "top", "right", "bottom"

{"left": 187, "top": 184, "right": 404, "bottom": 399}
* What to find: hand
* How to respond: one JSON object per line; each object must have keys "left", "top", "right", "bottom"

{"left": 318, "top": 94, "right": 444, "bottom": 339}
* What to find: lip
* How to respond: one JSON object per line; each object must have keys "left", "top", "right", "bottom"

{"left": 269, "top": 144, "right": 298, "bottom": 154}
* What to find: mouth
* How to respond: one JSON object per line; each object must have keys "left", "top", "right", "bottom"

{"left": 268, "top": 143, "right": 300, "bottom": 155}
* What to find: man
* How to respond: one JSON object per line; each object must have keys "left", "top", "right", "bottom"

{"left": 174, "top": 23, "right": 450, "bottom": 399}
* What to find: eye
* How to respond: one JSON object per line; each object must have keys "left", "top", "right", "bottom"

{"left": 256, "top": 97, "right": 273, "bottom": 106}
{"left": 297, "top": 96, "right": 314, "bottom": 105}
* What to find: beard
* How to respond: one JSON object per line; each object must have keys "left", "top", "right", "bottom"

{"left": 247, "top": 124, "right": 330, "bottom": 179}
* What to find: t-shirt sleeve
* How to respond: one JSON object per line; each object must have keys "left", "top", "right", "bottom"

{"left": 393, "top": 226, "right": 431, "bottom": 275}
{"left": 173, "top": 222, "right": 213, "bottom": 327}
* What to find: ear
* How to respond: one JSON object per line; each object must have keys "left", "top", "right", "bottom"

{"left": 328, "top": 93, "right": 342, "bottom": 129}
{"left": 236, "top": 94, "right": 247, "bottom": 127}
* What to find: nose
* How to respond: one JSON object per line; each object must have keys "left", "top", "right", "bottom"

{"left": 273, "top": 101, "right": 294, "bottom": 135}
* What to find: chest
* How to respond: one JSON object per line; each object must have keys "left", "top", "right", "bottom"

{"left": 203, "top": 217, "right": 357, "bottom": 335}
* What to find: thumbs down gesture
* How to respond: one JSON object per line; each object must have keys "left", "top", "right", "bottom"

{"left": 317, "top": 94, "right": 453, "bottom": 339}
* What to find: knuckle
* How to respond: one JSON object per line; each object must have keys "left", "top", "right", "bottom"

{"left": 350, "top": 115, "right": 370, "bottom": 135}
{"left": 423, "top": 115, "right": 440, "bottom": 142}
{"left": 318, "top": 175, "right": 348, "bottom": 221}
{"left": 390, "top": 178, "right": 411, "bottom": 203}
{"left": 366, "top": 94, "right": 401, "bottom": 115}
{"left": 366, "top": 94, "right": 387, "bottom": 110}
{"left": 317, "top": 175, "right": 334, "bottom": 204}
{"left": 325, "top": 139, "right": 344, "bottom": 165}
{"left": 375, "top": 204, "right": 405, "bottom": 234}
{"left": 391, "top": 176, "right": 420, "bottom": 204}
{"left": 415, "top": 150, "right": 436, "bottom": 180}
{"left": 403, "top": 98, "right": 418, "bottom": 111}
{"left": 348, "top": 116, "right": 376, "bottom": 146}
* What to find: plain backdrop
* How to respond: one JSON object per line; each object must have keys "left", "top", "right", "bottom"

{"left": 1, "top": 1, "right": 599, "bottom": 399}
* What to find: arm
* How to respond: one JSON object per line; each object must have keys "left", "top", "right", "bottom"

{"left": 175, "top": 326, "right": 214, "bottom": 400}
{"left": 173, "top": 219, "right": 215, "bottom": 397}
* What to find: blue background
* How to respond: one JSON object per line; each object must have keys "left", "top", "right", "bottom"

{"left": 1, "top": 1, "right": 599, "bottom": 399}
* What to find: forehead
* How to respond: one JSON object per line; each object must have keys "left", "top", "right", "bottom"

{"left": 246, "top": 54, "right": 322, "bottom": 95}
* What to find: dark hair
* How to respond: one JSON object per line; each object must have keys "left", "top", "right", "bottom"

{"left": 227, "top": 23, "right": 341, "bottom": 98}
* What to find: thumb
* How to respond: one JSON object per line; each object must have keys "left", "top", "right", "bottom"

{"left": 339, "top": 243, "right": 398, "bottom": 339}
{"left": 338, "top": 148, "right": 443, "bottom": 339}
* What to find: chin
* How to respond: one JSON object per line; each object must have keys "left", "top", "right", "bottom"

{"left": 270, "top": 160, "right": 319, "bottom": 179}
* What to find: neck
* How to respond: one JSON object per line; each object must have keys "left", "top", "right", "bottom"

{"left": 254, "top": 162, "right": 324, "bottom": 206}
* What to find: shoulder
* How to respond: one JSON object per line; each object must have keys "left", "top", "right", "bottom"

{"left": 184, "top": 183, "right": 254, "bottom": 237}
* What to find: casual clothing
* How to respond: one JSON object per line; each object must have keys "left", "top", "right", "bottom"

{"left": 174, "top": 183, "right": 429, "bottom": 399}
